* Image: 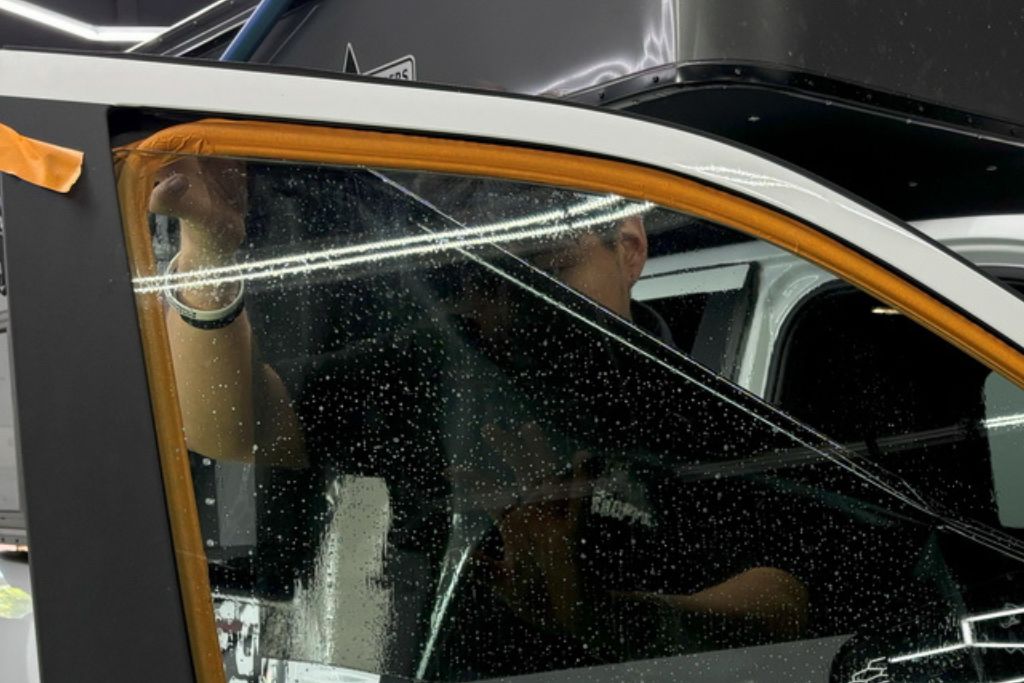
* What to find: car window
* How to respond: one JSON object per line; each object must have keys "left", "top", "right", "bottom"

{"left": 768, "top": 285, "right": 1009, "bottom": 516}
{"left": 765, "top": 279, "right": 1024, "bottom": 530}
{"left": 754, "top": 282, "right": 1024, "bottom": 680}
{"left": 116, "top": 135, "right": 1024, "bottom": 683}
{"left": 645, "top": 233, "right": 1024, "bottom": 666}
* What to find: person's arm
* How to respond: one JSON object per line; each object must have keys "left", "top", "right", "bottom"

{"left": 472, "top": 424, "right": 808, "bottom": 640}
{"left": 154, "top": 159, "right": 305, "bottom": 467}
{"left": 636, "top": 567, "right": 809, "bottom": 639}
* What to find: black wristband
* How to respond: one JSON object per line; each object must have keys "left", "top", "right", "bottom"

{"left": 177, "top": 301, "right": 245, "bottom": 330}
{"left": 163, "top": 253, "right": 246, "bottom": 330}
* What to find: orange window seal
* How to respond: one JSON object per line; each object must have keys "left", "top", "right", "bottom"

{"left": 0, "top": 122, "right": 83, "bottom": 193}
{"left": 114, "top": 117, "right": 1024, "bottom": 682}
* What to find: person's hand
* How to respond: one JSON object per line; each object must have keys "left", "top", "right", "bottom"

{"left": 149, "top": 157, "right": 247, "bottom": 308}
{"left": 471, "top": 422, "right": 592, "bottom": 633}
{"left": 149, "top": 156, "right": 247, "bottom": 269}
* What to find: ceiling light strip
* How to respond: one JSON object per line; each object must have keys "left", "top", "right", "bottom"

{"left": 0, "top": 0, "right": 166, "bottom": 43}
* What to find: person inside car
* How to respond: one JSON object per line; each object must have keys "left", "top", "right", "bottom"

{"left": 151, "top": 158, "right": 809, "bottom": 674}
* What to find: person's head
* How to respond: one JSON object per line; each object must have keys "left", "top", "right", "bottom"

{"left": 524, "top": 216, "right": 647, "bottom": 320}
{"left": 407, "top": 174, "right": 649, "bottom": 319}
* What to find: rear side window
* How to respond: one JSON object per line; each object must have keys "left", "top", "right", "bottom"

{"left": 768, "top": 284, "right": 1024, "bottom": 678}
{"left": 772, "top": 286, "right": 997, "bottom": 520}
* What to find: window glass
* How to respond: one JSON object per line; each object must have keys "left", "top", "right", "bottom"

{"left": 119, "top": 151, "right": 1024, "bottom": 683}
{"left": 645, "top": 235, "right": 1024, "bottom": 538}
{"left": 771, "top": 286, "right": 1000, "bottom": 516}
{"left": 761, "top": 286, "right": 1024, "bottom": 681}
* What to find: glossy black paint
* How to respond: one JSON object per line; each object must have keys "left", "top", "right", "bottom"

{"left": 125, "top": 0, "right": 1024, "bottom": 223}
{"left": 620, "top": 72, "right": 1024, "bottom": 221}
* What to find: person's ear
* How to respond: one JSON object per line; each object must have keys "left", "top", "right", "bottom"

{"left": 617, "top": 215, "right": 648, "bottom": 286}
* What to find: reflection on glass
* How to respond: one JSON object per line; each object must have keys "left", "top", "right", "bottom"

{"left": 116, "top": 152, "right": 1024, "bottom": 683}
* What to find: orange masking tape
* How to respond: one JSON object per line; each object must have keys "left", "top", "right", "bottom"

{"left": 0, "top": 122, "right": 83, "bottom": 193}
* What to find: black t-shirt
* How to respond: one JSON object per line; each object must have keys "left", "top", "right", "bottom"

{"left": 263, "top": 303, "right": 782, "bottom": 677}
